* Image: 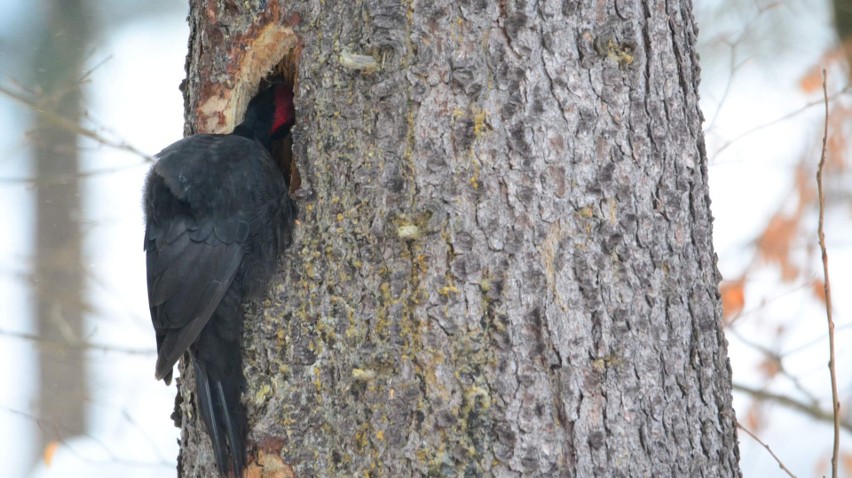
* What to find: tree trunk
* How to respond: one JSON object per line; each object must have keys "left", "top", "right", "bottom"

{"left": 32, "top": 0, "right": 89, "bottom": 464}
{"left": 178, "top": 0, "right": 740, "bottom": 476}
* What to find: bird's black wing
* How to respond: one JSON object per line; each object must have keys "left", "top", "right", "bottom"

{"left": 144, "top": 133, "right": 287, "bottom": 476}
{"left": 144, "top": 134, "right": 255, "bottom": 383}
{"left": 145, "top": 216, "right": 243, "bottom": 382}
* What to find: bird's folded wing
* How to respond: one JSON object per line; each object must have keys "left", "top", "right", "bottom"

{"left": 146, "top": 217, "right": 242, "bottom": 381}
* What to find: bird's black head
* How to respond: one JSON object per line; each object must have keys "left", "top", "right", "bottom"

{"left": 233, "top": 83, "right": 295, "bottom": 149}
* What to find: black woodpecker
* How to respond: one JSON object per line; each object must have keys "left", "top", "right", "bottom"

{"left": 143, "top": 83, "right": 296, "bottom": 477}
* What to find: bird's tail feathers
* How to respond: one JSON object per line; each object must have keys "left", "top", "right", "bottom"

{"left": 193, "top": 359, "right": 245, "bottom": 477}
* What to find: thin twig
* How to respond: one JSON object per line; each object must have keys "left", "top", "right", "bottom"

{"left": 737, "top": 421, "right": 797, "bottom": 478}
{"left": 816, "top": 69, "right": 840, "bottom": 478}
{"left": 0, "top": 162, "right": 149, "bottom": 186}
{"left": 1, "top": 405, "right": 172, "bottom": 468}
{"left": 780, "top": 322, "right": 852, "bottom": 357}
{"left": 0, "top": 83, "right": 154, "bottom": 162}
{"left": 726, "top": 328, "right": 818, "bottom": 404}
{"left": 732, "top": 382, "right": 852, "bottom": 433}
{"left": 714, "top": 83, "right": 852, "bottom": 156}
{"left": 0, "top": 328, "right": 154, "bottom": 356}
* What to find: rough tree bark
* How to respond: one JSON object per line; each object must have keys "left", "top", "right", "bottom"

{"left": 176, "top": 0, "right": 740, "bottom": 476}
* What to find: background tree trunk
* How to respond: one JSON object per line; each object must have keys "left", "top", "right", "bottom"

{"left": 179, "top": 0, "right": 741, "bottom": 476}
{"left": 31, "top": 0, "right": 89, "bottom": 465}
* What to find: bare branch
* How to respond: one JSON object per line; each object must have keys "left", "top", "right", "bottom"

{"left": 733, "top": 382, "right": 852, "bottom": 433}
{"left": 737, "top": 421, "right": 797, "bottom": 478}
{"left": 0, "top": 162, "right": 149, "bottom": 186}
{"left": 0, "top": 405, "right": 172, "bottom": 468}
{"left": 0, "top": 83, "right": 154, "bottom": 162}
{"left": 0, "top": 328, "right": 154, "bottom": 356}
{"left": 726, "top": 327, "right": 819, "bottom": 404}
{"left": 816, "top": 69, "right": 840, "bottom": 478}
{"left": 713, "top": 82, "right": 852, "bottom": 157}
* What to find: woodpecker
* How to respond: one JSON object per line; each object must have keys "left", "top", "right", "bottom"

{"left": 143, "top": 83, "right": 296, "bottom": 477}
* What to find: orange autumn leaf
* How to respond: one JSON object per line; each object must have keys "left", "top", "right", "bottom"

{"left": 827, "top": 131, "right": 846, "bottom": 166}
{"left": 815, "top": 452, "right": 831, "bottom": 477}
{"left": 826, "top": 109, "right": 849, "bottom": 171}
{"left": 744, "top": 403, "right": 764, "bottom": 432}
{"left": 43, "top": 441, "right": 59, "bottom": 466}
{"left": 720, "top": 279, "right": 745, "bottom": 321}
{"left": 798, "top": 42, "right": 845, "bottom": 93}
{"left": 757, "top": 356, "right": 781, "bottom": 379}
{"left": 756, "top": 213, "right": 800, "bottom": 281}
{"left": 812, "top": 279, "right": 827, "bottom": 303}
{"left": 799, "top": 67, "right": 823, "bottom": 93}
{"left": 794, "top": 163, "right": 815, "bottom": 207}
